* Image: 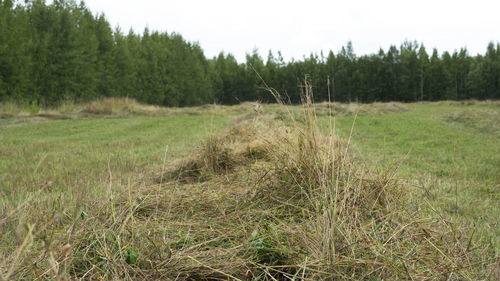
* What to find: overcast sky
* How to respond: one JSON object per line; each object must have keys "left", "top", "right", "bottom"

{"left": 82, "top": 0, "right": 500, "bottom": 62}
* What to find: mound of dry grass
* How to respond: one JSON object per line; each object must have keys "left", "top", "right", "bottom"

{"left": 445, "top": 108, "right": 500, "bottom": 135}
{"left": 314, "top": 101, "right": 409, "bottom": 116}
{"left": 0, "top": 98, "right": 234, "bottom": 129}
{"left": 272, "top": 101, "right": 409, "bottom": 125}
{"left": 81, "top": 97, "right": 161, "bottom": 116}
{"left": 80, "top": 98, "right": 235, "bottom": 117}
{"left": 149, "top": 94, "right": 489, "bottom": 279}
{"left": 432, "top": 99, "right": 500, "bottom": 106}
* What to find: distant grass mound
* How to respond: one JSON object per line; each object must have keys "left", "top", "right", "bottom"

{"left": 272, "top": 102, "right": 409, "bottom": 124}
{"left": 0, "top": 99, "right": 409, "bottom": 129}
{"left": 314, "top": 101, "right": 409, "bottom": 116}
{"left": 433, "top": 99, "right": 500, "bottom": 106}
{"left": 445, "top": 108, "right": 500, "bottom": 135}
{"left": 0, "top": 98, "right": 241, "bottom": 128}
{"left": 81, "top": 97, "right": 162, "bottom": 115}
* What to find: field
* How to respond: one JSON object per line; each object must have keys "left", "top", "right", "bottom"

{"left": 0, "top": 98, "right": 499, "bottom": 280}
{"left": 326, "top": 102, "right": 500, "bottom": 250}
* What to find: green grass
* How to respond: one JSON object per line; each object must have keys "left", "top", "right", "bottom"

{"left": 0, "top": 114, "right": 230, "bottom": 204}
{"left": 321, "top": 103, "right": 500, "bottom": 252}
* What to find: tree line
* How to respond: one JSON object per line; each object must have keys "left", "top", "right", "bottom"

{"left": 1, "top": 0, "right": 499, "bottom": 107}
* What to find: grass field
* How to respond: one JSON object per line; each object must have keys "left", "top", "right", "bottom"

{"left": 0, "top": 98, "right": 499, "bottom": 280}
{"left": 0, "top": 113, "right": 230, "bottom": 201}
{"left": 326, "top": 102, "right": 500, "bottom": 251}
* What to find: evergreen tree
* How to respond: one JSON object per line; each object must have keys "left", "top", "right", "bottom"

{"left": 400, "top": 41, "right": 419, "bottom": 101}
{"left": 95, "top": 13, "right": 115, "bottom": 97}
{"left": 426, "top": 49, "right": 449, "bottom": 101}
{"left": 417, "top": 45, "right": 429, "bottom": 100}
{"left": 244, "top": 49, "right": 266, "bottom": 101}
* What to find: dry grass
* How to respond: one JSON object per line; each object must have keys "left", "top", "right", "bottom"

{"left": 431, "top": 99, "right": 500, "bottom": 106}
{"left": 0, "top": 99, "right": 263, "bottom": 129}
{"left": 314, "top": 101, "right": 409, "bottom": 116}
{"left": 0, "top": 98, "right": 409, "bottom": 129}
{"left": 271, "top": 102, "right": 409, "bottom": 125}
{"left": 445, "top": 108, "right": 500, "bottom": 135}
{"left": 1, "top": 93, "right": 498, "bottom": 280}
{"left": 80, "top": 97, "right": 161, "bottom": 115}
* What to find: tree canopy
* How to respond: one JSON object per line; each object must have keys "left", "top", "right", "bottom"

{"left": 1, "top": 0, "right": 499, "bottom": 106}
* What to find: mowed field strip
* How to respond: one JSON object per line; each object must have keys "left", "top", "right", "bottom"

{"left": 327, "top": 102, "right": 500, "bottom": 250}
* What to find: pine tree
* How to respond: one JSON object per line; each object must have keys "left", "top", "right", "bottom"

{"left": 417, "top": 45, "right": 429, "bottom": 100}
{"left": 427, "top": 49, "right": 449, "bottom": 101}
{"left": 95, "top": 14, "right": 116, "bottom": 97}
{"left": 400, "top": 41, "right": 419, "bottom": 101}
{"left": 244, "top": 49, "right": 265, "bottom": 102}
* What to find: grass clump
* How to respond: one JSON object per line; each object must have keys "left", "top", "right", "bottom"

{"left": 0, "top": 101, "right": 40, "bottom": 117}
{"left": 166, "top": 135, "right": 236, "bottom": 182}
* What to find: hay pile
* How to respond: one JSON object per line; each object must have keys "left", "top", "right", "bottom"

{"left": 112, "top": 102, "right": 488, "bottom": 279}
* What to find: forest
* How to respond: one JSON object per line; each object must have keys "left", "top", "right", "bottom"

{"left": 1, "top": 0, "right": 500, "bottom": 107}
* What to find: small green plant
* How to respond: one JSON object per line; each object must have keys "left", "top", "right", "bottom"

{"left": 28, "top": 100, "right": 40, "bottom": 115}
{"left": 125, "top": 248, "right": 138, "bottom": 264}
{"left": 249, "top": 235, "right": 286, "bottom": 265}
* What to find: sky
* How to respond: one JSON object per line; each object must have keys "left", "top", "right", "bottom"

{"left": 82, "top": 0, "right": 500, "bottom": 62}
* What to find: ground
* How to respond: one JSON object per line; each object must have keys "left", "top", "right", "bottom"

{"left": 327, "top": 102, "right": 500, "bottom": 251}
{"left": 0, "top": 99, "right": 498, "bottom": 280}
